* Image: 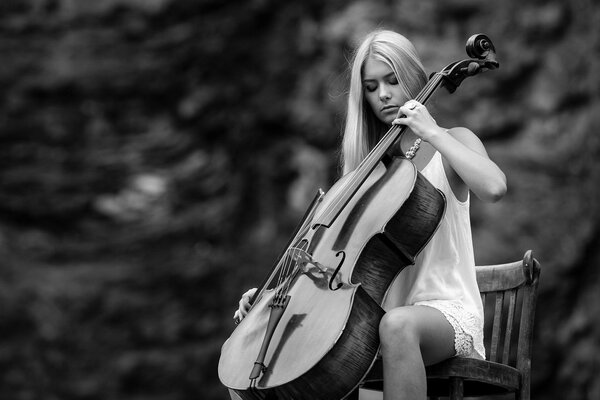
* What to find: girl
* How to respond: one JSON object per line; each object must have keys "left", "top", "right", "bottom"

{"left": 233, "top": 30, "right": 506, "bottom": 400}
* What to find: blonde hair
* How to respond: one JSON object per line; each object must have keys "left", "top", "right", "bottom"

{"left": 341, "top": 30, "right": 428, "bottom": 175}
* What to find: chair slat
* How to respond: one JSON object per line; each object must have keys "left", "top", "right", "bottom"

{"left": 490, "top": 291, "right": 504, "bottom": 362}
{"left": 502, "top": 289, "right": 518, "bottom": 364}
{"left": 476, "top": 261, "right": 526, "bottom": 292}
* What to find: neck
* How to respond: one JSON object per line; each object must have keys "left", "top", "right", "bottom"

{"left": 401, "top": 130, "right": 418, "bottom": 149}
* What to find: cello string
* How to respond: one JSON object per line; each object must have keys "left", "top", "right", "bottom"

{"left": 271, "top": 74, "right": 443, "bottom": 300}
{"left": 283, "top": 240, "right": 308, "bottom": 296}
{"left": 277, "top": 243, "right": 298, "bottom": 299}
{"left": 273, "top": 258, "right": 287, "bottom": 303}
{"left": 278, "top": 239, "right": 308, "bottom": 301}
{"left": 322, "top": 73, "right": 441, "bottom": 220}
{"left": 272, "top": 219, "right": 312, "bottom": 298}
{"left": 257, "top": 246, "right": 293, "bottom": 308}
{"left": 249, "top": 188, "right": 324, "bottom": 307}
{"left": 279, "top": 243, "right": 300, "bottom": 299}
{"left": 281, "top": 247, "right": 297, "bottom": 297}
{"left": 318, "top": 73, "right": 443, "bottom": 224}
{"left": 272, "top": 210, "right": 320, "bottom": 305}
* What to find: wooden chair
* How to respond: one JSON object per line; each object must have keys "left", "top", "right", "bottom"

{"left": 354, "top": 250, "right": 541, "bottom": 400}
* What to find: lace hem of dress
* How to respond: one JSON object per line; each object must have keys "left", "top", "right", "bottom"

{"left": 415, "top": 300, "right": 486, "bottom": 359}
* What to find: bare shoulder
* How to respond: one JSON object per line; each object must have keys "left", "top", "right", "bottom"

{"left": 447, "top": 126, "right": 489, "bottom": 157}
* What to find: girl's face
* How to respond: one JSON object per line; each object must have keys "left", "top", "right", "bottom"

{"left": 362, "top": 57, "right": 407, "bottom": 125}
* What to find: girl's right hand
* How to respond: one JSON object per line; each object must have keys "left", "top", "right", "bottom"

{"left": 233, "top": 287, "right": 257, "bottom": 324}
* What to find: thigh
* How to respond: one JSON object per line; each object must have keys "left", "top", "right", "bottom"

{"left": 394, "top": 305, "right": 456, "bottom": 366}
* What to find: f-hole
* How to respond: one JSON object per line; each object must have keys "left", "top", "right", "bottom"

{"left": 329, "top": 251, "right": 346, "bottom": 291}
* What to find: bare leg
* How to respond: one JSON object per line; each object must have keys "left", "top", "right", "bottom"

{"left": 379, "top": 305, "right": 455, "bottom": 400}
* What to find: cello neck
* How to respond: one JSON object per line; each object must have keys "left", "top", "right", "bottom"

{"left": 315, "top": 72, "right": 444, "bottom": 228}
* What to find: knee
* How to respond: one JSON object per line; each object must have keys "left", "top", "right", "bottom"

{"left": 379, "top": 309, "right": 420, "bottom": 352}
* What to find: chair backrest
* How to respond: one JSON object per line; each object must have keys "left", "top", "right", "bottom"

{"left": 476, "top": 250, "right": 541, "bottom": 391}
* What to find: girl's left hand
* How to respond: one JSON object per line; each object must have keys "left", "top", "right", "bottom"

{"left": 393, "top": 100, "right": 445, "bottom": 142}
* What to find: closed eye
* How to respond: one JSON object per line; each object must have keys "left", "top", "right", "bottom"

{"left": 364, "top": 83, "right": 377, "bottom": 92}
{"left": 362, "top": 72, "right": 398, "bottom": 92}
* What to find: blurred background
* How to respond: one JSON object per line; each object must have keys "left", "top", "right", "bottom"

{"left": 0, "top": 0, "right": 599, "bottom": 399}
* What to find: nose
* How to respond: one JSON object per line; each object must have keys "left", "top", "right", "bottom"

{"left": 379, "top": 84, "right": 391, "bottom": 101}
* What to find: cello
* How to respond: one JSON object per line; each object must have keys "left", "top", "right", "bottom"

{"left": 219, "top": 34, "right": 499, "bottom": 400}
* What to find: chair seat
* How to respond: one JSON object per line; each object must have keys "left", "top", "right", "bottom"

{"left": 426, "top": 357, "right": 522, "bottom": 397}
{"left": 361, "top": 357, "right": 522, "bottom": 397}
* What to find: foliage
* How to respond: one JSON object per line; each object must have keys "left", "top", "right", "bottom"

{"left": 0, "top": 0, "right": 599, "bottom": 399}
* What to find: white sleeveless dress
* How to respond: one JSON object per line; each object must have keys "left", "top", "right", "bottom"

{"left": 382, "top": 151, "right": 486, "bottom": 359}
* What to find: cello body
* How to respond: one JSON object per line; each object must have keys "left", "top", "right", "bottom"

{"left": 219, "top": 157, "right": 445, "bottom": 400}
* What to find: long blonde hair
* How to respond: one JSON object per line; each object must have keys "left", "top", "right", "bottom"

{"left": 341, "top": 30, "right": 428, "bottom": 175}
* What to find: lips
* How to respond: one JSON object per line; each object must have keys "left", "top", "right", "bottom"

{"left": 381, "top": 105, "right": 399, "bottom": 113}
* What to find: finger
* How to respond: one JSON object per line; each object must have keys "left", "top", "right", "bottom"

{"left": 403, "top": 100, "right": 421, "bottom": 110}
{"left": 392, "top": 117, "right": 409, "bottom": 126}
{"left": 239, "top": 297, "right": 247, "bottom": 311}
{"left": 242, "top": 288, "right": 257, "bottom": 307}
{"left": 233, "top": 310, "right": 243, "bottom": 325}
{"left": 398, "top": 105, "right": 414, "bottom": 116}
{"left": 241, "top": 299, "right": 250, "bottom": 312}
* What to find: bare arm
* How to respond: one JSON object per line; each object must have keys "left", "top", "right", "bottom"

{"left": 394, "top": 101, "right": 507, "bottom": 203}
{"left": 429, "top": 126, "right": 506, "bottom": 202}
